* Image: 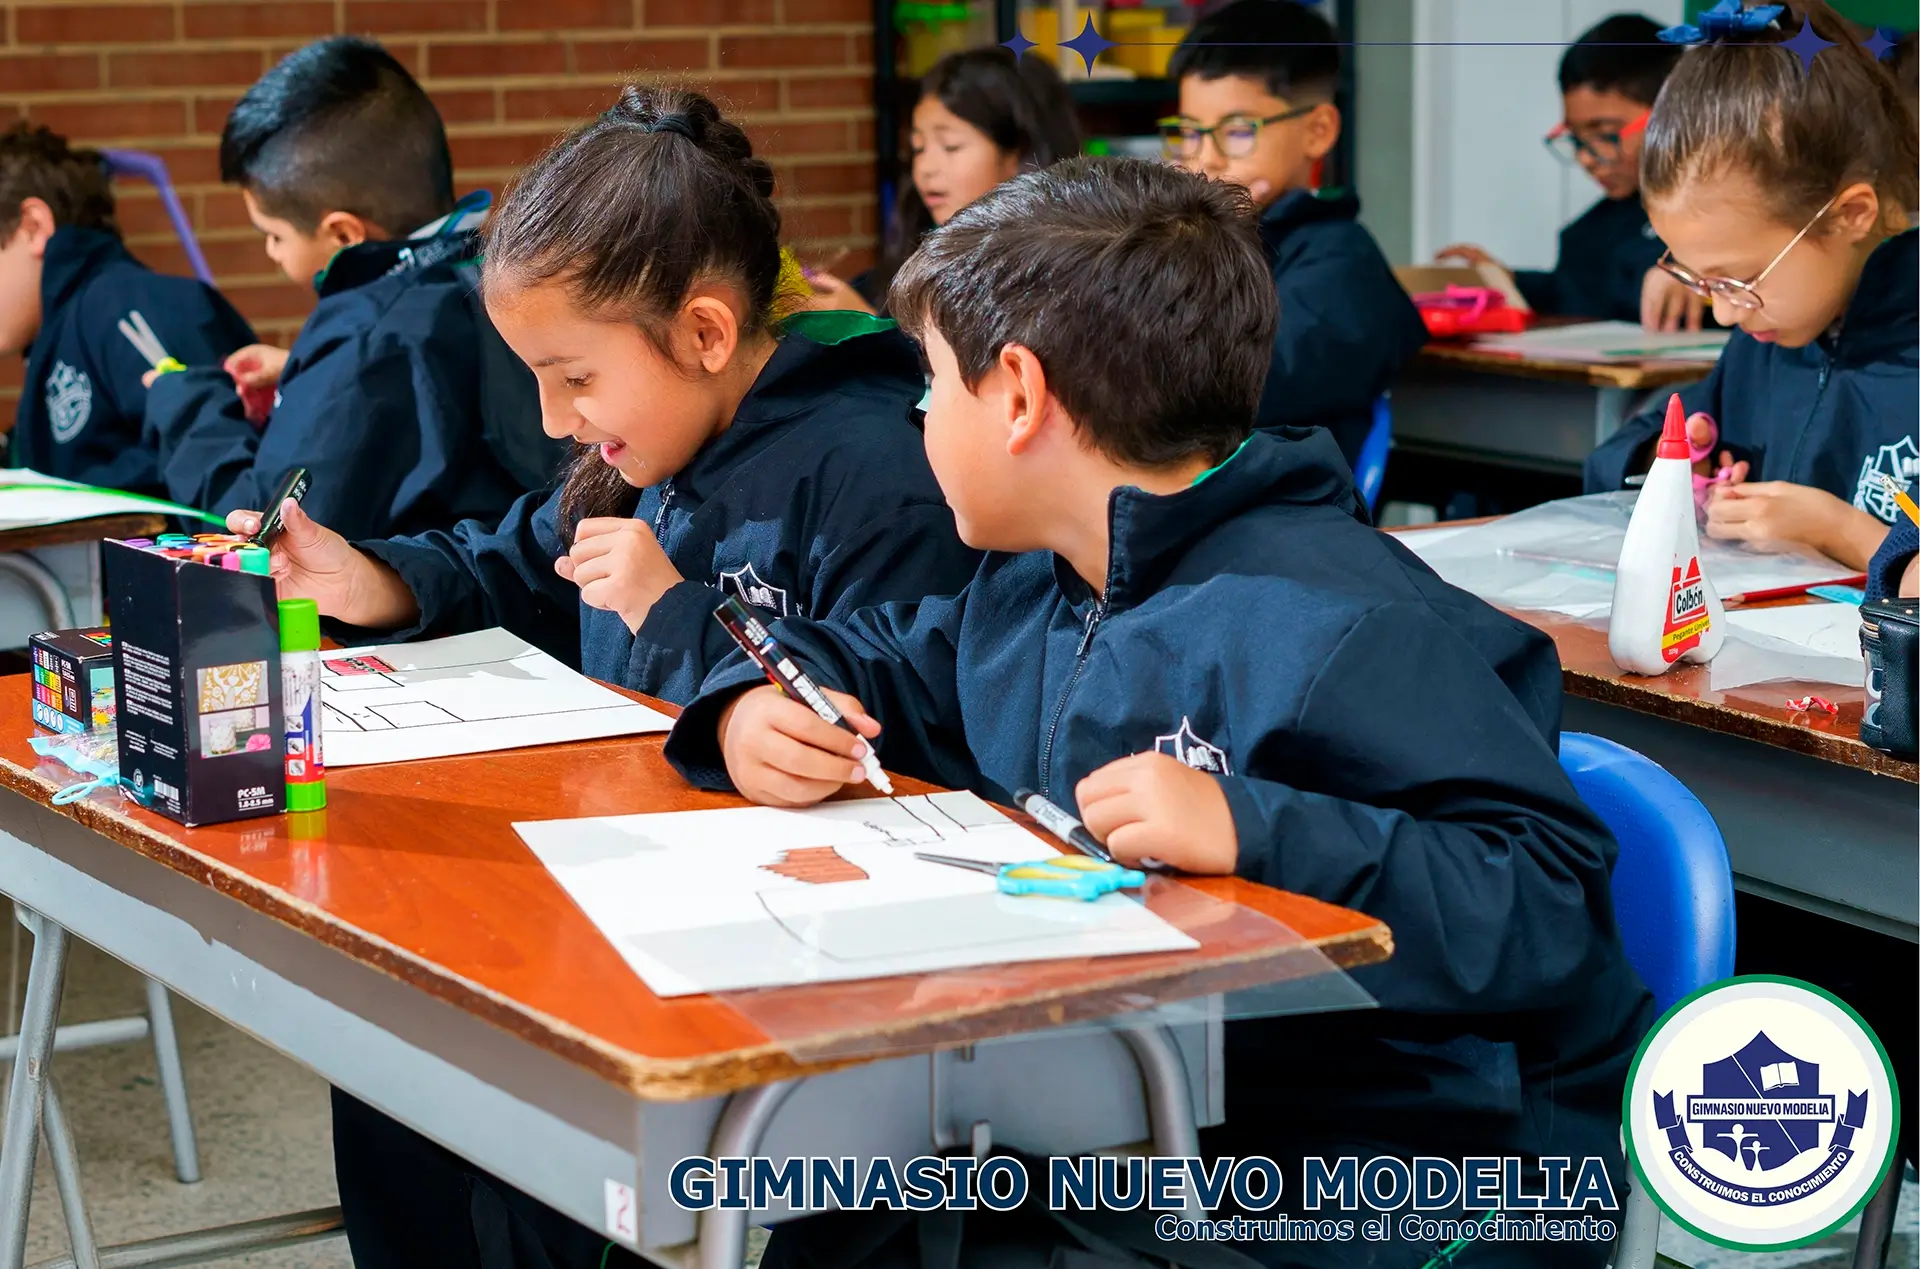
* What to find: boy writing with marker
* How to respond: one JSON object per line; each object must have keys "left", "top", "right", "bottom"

{"left": 666, "top": 157, "right": 1652, "bottom": 1269}
{"left": 144, "top": 37, "right": 542, "bottom": 540}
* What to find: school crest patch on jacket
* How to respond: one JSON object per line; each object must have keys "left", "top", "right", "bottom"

{"left": 1855, "top": 435, "right": 1919, "bottom": 522}
{"left": 1155, "top": 716, "right": 1231, "bottom": 775}
{"left": 719, "top": 563, "right": 790, "bottom": 617}
{"left": 45, "top": 361, "right": 92, "bottom": 444}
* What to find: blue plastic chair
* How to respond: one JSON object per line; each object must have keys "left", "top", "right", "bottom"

{"left": 100, "top": 149, "right": 215, "bottom": 285}
{"left": 1559, "top": 732, "right": 1735, "bottom": 1269}
{"left": 1355, "top": 394, "right": 1392, "bottom": 514}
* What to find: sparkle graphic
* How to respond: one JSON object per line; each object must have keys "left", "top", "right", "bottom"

{"left": 1780, "top": 15, "right": 1836, "bottom": 73}
{"left": 1000, "top": 29, "right": 1036, "bottom": 63}
{"left": 1863, "top": 27, "right": 1897, "bottom": 62}
{"left": 1058, "top": 15, "right": 1116, "bottom": 75}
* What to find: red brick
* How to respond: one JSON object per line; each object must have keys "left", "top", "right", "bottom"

{"left": 193, "top": 95, "right": 240, "bottom": 135}
{"left": 449, "top": 130, "right": 563, "bottom": 171}
{"left": 786, "top": 73, "right": 868, "bottom": 111}
{"left": 223, "top": 280, "right": 319, "bottom": 322}
{"left": 28, "top": 99, "right": 187, "bottom": 140}
{"left": 182, "top": 2, "right": 339, "bottom": 40}
{"left": 135, "top": 235, "right": 283, "bottom": 283}
{"left": 343, "top": 1, "right": 489, "bottom": 35}
{"left": 0, "top": 55, "right": 99, "bottom": 94}
{"left": 108, "top": 50, "right": 266, "bottom": 90}
{"left": 778, "top": 159, "right": 871, "bottom": 196}
{"left": 431, "top": 88, "right": 498, "bottom": 123}
{"left": 701, "top": 76, "right": 781, "bottom": 113}
{"left": 779, "top": 203, "right": 852, "bottom": 240}
{"left": 571, "top": 38, "right": 710, "bottom": 75}
{"left": 645, "top": 0, "right": 771, "bottom": 25}
{"left": 134, "top": 143, "right": 223, "bottom": 184}
{"left": 110, "top": 192, "right": 179, "bottom": 237}
{"left": 784, "top": 0, "right": 868, "bottom": 21}
{"left": 16, "top": 5, "right": 176, "bottom": 44}
{"left": 503, "top": 84, "right": 622, "bottom": 120}
{"left": 719, "top": 33, "right": 852, "bottom": 70}
{"left": 427, "top": 40, "right": 568, "bottom": 79}
{"left": 757, "top": 119, "right": 850, "bottom": 157}
{"left": 203, "top": 190, "right": 259, "bottom": 231}
{"left": 497, "top": 0, "right": 633, "bottom": 30}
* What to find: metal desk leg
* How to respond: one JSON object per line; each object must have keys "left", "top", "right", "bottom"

{"left": 1114, "top": 1024, "right": 1198, "bottom": 1158}
{"left": 0, "top": 910, "right": 70, "bottom": 1269}
{"left": 1850, "top": 1162, "right": 1901, "bottom": 1269}
{"left": 144, "top": 979, "right": 200, "bottom": 1184}
{"left": 697, "top": 1079, "right": 800, "bottom": 1269}
{"left": 41, "top": 1080, "right": 99, "bottom": 1269}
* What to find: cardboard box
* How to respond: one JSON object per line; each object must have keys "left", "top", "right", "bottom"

{"left": 29, "top": 627, "right": 114, "bottom": 734}
{"left": 103, "top": 541, "right": 285, "bottom": 826}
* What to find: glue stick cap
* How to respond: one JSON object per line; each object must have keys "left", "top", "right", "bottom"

{"left": 237, "top": 546, "right": 271, "bottom": 575}
{"left": 278, "top": 598, "right": 320, "bottom": 653}
{"left": 1655, "top": 393, "right": 1691, "bottom": 461}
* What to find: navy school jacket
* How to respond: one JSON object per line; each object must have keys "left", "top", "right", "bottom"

{"left": 1257, "top": 188, "right": 1429, "bottom": 466}
{"left": 15, "top": 227, "right": 254, "bottom": 493}
{"left": 1868, "top": 481, "right": 1917, "bottom": 601}
{"left": 1516, "top": 191, "right": 1667, "bottom": 323}
{"left": 357, "top": 315, "right": 982, "bottom": 704}
{"left": 144, "top": 195, "right": 531, "bottom": 540}
{"left": 668, "top": 427, "right": 1654, "bottom": 1163}
{"left": 1586, "top": 229, "right": 1919, "bottom": 512}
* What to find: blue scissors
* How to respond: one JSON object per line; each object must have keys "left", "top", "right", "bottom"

{"left": 915, "top": 852, "right": 1146, "bottom": 901}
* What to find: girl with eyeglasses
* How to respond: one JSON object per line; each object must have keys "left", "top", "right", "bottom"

{"left": 1437, "top": 14, "right": 1684, "bottom": 327}
{"left": 1584, "top": 0, "right": 1917, "bottom": 578}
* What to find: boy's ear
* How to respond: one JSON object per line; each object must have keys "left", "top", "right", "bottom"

{"left": 1303, "top": 102, "right": 1341, "bottom": 163}
{"left": 313, "top": 209, "right": 382, "bottom": 251}
{"left": 999, "top": 343, "right": 1052, "bottom": 456}
{"left": 1828, "top": 181, "right": 1885, "bottom": 242}
{"left": 11, "top": 198, "right": 58, "bottom": 256}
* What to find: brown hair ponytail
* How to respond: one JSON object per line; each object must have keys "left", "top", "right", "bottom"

{"left": 482, "top": 86, "right": 783, "bottom": 542}
{"left": 1642, "top": 0, "right": 1917, "bottom": 229}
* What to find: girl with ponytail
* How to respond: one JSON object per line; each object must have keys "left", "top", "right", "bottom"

{"left": 1585, "top": 0, "right": 1917, "bottom": 577}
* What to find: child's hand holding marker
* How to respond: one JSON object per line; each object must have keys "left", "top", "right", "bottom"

{"left": 719, "top": 684, "right": 885, "bottom": 807}
{"left": 1074, "top": 752, "right": 1238, "bottom": 875}
{"left": 223, "top": 499, "right": 419, "bottom": 629}
{"left": 553, "top": 517, "right": 683, "bottom": 634}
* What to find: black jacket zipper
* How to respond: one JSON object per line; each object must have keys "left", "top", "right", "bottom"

{"left": 1039, "top": 596, "right": 1107, "bottom": 800}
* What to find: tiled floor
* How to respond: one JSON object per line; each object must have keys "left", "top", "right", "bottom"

{"left": 0, "top": 918, "right": 1909, "bottom": 1269}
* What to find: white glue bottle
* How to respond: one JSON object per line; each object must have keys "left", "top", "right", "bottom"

{"left": 1608, "top": 392, "right": 1725, "bottom": 675}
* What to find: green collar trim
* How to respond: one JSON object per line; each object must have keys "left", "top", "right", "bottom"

{"left": 782, "top": 309, "right": 897, "bottom": 345}
{"left": 1191, "top": 437, "right": 1252, "bottom": 487}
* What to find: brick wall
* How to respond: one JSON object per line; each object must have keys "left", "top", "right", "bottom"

{"left": 0, "top": 0, "right": 878, "bottom": 430}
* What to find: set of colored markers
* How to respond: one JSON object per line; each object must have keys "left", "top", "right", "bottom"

{"left": 120, "top": 532, "right": 272, "bottom": 575}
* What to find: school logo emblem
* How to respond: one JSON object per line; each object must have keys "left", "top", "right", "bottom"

{"left": 45, "top": 361, "right": 92, "bottom": 444}
{"left": 1626, "top": 977, "right": 1899, "bottom": 1250}
{"left": 1854, "top": 435, "right": 1919, "bottom": 522}
{"left": 1153, "top": 717, "right": 1231, "bottom": 775}
{"left": 719, "top": 564, "right": 790, "bottom": 617}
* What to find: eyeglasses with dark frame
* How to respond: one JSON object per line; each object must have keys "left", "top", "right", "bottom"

{"left": 1656, "top": 193, "right": 1841, "bottom": 314}
{"left": 1543, "top": 110, "right": 1650, "bottom": 167}
{"left": 1158, "top": 105, "right": 1318, "bottom": 162}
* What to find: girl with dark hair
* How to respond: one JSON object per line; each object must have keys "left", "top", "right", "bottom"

{"left": 805, "top": 47, "right": 1080, "bottom": 313}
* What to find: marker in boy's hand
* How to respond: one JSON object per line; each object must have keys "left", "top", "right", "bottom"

{"left": 1074, "top": 752, "right": 1238, "bottom": 875}
{"left": 222, "top": 499, "right": 419, "bottom": 629}
{"left": 553, "top": 517, "right": 684, "bottom": 634}
{"left": 718, "top": 684, "right": 883, "bottom": 808}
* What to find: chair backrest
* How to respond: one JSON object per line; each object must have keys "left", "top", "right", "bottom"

{"left": 1559, "top": 732, "right": 1736, "bottom": 1012}
{"left": 100, "top": 150, "right": 214, "bottom": 286}
{"left": 1355, "top": 394, "right": 1392, "bottom": 514}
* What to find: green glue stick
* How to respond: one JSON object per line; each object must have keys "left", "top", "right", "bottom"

{"left": 279, "top": 598, "right": 325, "bottom": 811}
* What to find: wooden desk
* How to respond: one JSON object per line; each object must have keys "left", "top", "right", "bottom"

{"left": 0, "top": 514, "right": 167, "bottom": 644}
{"left": 1521, "top": 605, "right": 1918, "bottom": 942}
{"left": 1393, "top": 334, "right": 1712, "bottom": 475}
{"left": 0, "top": 683, "right": 1389, "bottom": 1267}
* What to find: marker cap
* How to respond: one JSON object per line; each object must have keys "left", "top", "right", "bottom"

{"left": 237, "top": 546, "right": 272, "bottom": 575}
{"left": 278, "top": 598, "right": 321, "bottom": 652}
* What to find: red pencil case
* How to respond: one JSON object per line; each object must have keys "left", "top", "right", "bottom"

{"left": 1413, "top": 285, "right": 1533, "bottom": 338}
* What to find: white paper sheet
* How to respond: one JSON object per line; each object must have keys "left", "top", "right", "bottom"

{"left": 320, "top": 629, "right": 671, "bottom": 766}
{"left": 1712, "top": 603, "right": 1866, "bottom": 691}
{"left": 515, "top": 791, "right": 1198, "bottom": 996}
{"left": 1474, "top": 321, "right": 1730, "bottom": 364}
{"left": 0, "top": 469, "right": 218, "bottom": 529}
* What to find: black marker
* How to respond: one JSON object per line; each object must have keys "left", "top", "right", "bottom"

{"left": 251, "top": 467, "right": 311, "bottom": 546}
{"left": 713, "top": 597, "right": 892, "bottom": 794}
{"left": 1013, "top": 787, "right": 1114, "bottom": 863}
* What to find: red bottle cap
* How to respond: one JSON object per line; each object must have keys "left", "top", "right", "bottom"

{"left": 1656, "top": 393, "right": 1691, "bottom": 461}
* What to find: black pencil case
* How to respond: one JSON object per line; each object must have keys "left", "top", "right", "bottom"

{"left": 1860, "top": 596, "right": 1917, "bottom": 760}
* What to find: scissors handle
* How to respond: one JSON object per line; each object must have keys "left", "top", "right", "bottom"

{"left": 997, "top": 859, "right": 1146, "bottom": 901}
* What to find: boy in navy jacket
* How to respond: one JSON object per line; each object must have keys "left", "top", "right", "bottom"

{"left": 1167, "top": 0, "right": 1425, "bottom": 467}
{"left": 145, "top": 37, "right": 535, "bottom": 540}
{"left": 0, "top": 124, "right": 253, "bottom": 493}
{"left": 1440, "top": 15, "right": 1684, "bottom": 327}
{"left": 667, "top": 157, "right": 1652, "bottom": 1269}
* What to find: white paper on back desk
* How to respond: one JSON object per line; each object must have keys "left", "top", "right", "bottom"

{"left": 514, "top": 790, "right": 1198, "bottom": 996}
{"left": 1473, "top": 321, "right": 1730, "bottom": 364}
{"left": 320, "top": 628, "right": 671, "bottom": 766}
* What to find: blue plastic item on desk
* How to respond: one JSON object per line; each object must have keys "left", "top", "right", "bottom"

{"left": 915, "top": 852, "right": 1147, "bottom": 901}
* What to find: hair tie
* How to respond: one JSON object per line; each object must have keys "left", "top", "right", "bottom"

{"left": 646, "top": 114, "right": 698, "bottom": 142}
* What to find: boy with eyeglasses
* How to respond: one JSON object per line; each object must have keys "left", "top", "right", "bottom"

{"left": 1437, "top": 14, "right": 1685, "bottom": 328}
{"left": 1166, "top": 0, "right": 1426, "bottom": 469}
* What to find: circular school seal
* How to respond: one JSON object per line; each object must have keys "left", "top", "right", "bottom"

{"left": 1624, "top": 976, "right": 1900, "bottom": 1250}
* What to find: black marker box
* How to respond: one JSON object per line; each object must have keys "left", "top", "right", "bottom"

{"left": 103, "top": 540, "right": 285, "bottom": 826}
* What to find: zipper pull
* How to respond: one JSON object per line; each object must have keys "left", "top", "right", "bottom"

{"left": 1076, "top": 601, "right": 1105, "bottom": 657}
